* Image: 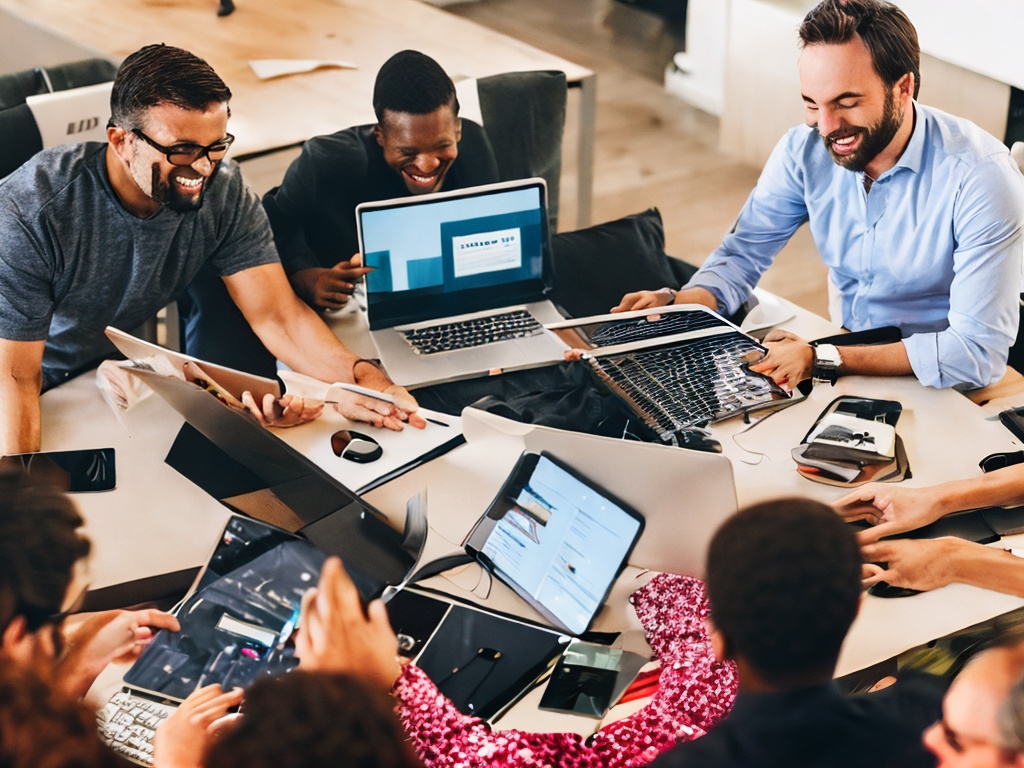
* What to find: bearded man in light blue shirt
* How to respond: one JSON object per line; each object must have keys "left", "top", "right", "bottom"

{"left": 616, "top": 0, "right": 1024, "bottom": 390}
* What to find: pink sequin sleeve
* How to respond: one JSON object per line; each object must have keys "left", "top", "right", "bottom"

{"left": 391, "top": 574, "right": 738, "bottom": 768}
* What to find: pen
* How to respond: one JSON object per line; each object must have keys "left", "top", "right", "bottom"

{"left": 324, "top": 383, "right": 450, "bottom": 426}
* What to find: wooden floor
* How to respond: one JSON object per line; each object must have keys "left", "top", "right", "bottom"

{"left": 445, "top": 0, "right": 830, "bottom": 317}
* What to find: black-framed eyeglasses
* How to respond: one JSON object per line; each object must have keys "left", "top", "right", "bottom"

{"left": 131, "top": 127, "right": 234, "bottom": 166}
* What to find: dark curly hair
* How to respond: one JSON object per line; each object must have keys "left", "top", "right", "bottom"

{"left": 0, "top": 662, "right": 130, "bottom": 768}
{"left": 372, "top": 50, "right": 458, "bottom": 122}
{"left": 0, "top": 469, "right": 90, "bottom": 635}
{"left": 705, "top": 497, "right": 862, "bottom": 687}
{"left": 203, "top": 671, "right": 422, "bottom": 768}
{"left": 799, "top": 0, "right": 920, "bottom": 99}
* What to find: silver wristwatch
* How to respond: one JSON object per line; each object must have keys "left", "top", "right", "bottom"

{"left": 810, "top": 342, "right": 842, "bottom": 385}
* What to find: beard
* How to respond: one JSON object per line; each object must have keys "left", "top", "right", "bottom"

{"left": 148, "top": 163, "right": 207, "bottom": 213}
{"left": 820, "top": 90, "right": 903, "bottom": 173}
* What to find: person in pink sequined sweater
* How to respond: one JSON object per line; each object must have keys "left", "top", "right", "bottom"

{"left": 293, "top": 558, "right": 738, "bottom": 768}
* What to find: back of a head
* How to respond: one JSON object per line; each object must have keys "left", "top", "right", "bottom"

{"left": 372, "top": 49, "right": 458, "bottom": 122}
{"left": 109, "top": 43, "right": 232, "bottom": 129}
{"left": 203, "top": 671, "right": 422, "bottom": 768}
{"left": 706, "top": 497, "right": 862, "bottom": 688}
{"left": 0, "top": 662, "right": 130, "bottom": 768}
{"left": 799, "top": 0, "right": 921, "bottom": 99}
{"left": 0, "top": 469, "right": 90, "bottom": 635}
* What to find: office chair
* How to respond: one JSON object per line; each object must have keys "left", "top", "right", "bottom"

{"left": 0, "top": 57, "right": 116, "bottom": 110}
{"left": 0, "top": 103, "right": 43, "bottom": 178}
{"left": 475, "top": 70, "right": 567, "bottom": 233}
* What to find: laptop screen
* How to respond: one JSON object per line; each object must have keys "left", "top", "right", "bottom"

{"left": 357, "top": 179, "right": 550, "bottom": 330}
{"left": 122, "top": 515, "right": 324, "bottom": 702}
{"left": 464, "top": 451, "right": 644, "bottom": 636}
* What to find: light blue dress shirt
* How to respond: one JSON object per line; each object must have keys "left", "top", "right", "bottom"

{"left": 688, "top": 103, "right": 1024, "bottom": 388}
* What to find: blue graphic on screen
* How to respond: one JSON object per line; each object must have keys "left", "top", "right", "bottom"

{"left": 362, "top": 187, "right": 544, "bottom": 296}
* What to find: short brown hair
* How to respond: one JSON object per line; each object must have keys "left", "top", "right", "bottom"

{"left": 799, "top": 0, "right": 920, "bottom": 99}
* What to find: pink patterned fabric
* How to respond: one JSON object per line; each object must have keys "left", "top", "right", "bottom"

{"left": 392, "top": 574, "right": 738, "bottom": 768}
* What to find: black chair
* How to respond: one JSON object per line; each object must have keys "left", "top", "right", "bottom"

{"left": 476, "top": 70, "right": 567, "bottom": 233}
{"left": 0, "top": 103, "right": 43, "bottom": 178}
{"left": 0, "top": 57, "right": 116, "bottom": 110}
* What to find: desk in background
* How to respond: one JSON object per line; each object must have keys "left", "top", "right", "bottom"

{"left": 0, "top": 0, "right": 596, "bottom": 226}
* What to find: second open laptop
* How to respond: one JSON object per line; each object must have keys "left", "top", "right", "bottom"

{"left": 546, "top": 304, "right": 803, "bottom": 443}
{"left": 357, "top": 178, "right": 568, "bottom": 388}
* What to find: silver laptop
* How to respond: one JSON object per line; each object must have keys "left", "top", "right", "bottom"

{"left": 357, "top": 178, "right": 568, "bottom": 388}
{"left": 26, "top": 81, "right": 112, "bottom": 148}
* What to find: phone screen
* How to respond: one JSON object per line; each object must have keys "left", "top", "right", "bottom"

{"left": 9, "top": 448, "right": 117, "bottom": 492}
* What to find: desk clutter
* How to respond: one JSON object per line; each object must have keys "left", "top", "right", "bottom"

{"left": 792, "top": 396, "right": 910, "bottom": 487}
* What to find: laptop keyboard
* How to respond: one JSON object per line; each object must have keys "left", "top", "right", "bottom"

{"left": 400, "top": 309, "right": 543, "bottom": 355}
{"left": 583, "top": 310, "right": 727, "bottom": 347}
{"left": 589, "top": 331, "right": 786, "bottom": 440}
{"left": 97, "top": 689, "right": 174, "bottom": 766}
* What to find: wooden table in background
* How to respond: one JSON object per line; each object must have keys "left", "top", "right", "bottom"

{"left": 0, "top": 0, "right": 596, "bottom": 224}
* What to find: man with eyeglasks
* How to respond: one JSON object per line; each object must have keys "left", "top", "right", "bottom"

{"left": 0, "top": 44, "right": 425, "bottom": 454}
{"left": 923, "top": 631, "right": 1024, "bottom": 767}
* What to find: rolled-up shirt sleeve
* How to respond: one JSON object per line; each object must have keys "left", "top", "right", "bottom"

{"left": 684, "top": 131, "right": 811, "bottom": 316}
{"left": 903, "top": 155, "right": 1024, "bottom": 389}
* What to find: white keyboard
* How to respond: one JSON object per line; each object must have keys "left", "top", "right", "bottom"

{"left": 96, "top": 689, "right": 175, "bottom": 766}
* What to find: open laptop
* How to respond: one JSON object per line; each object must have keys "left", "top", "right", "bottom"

{"left": 357, "top": 178, "right": 568, "bottom": 388}
{"left": 545, "top": 303, "right": 804, "bottom": 444}
{"left": 25, "top": 80, "right": 112, "bottom": 148}
{"left": 97, "top": 514, "right": 325, "bottom": 764}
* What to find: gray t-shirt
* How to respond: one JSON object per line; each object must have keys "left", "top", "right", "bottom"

{"left": 0, "top": 143, "right": 279, "bottom": 389}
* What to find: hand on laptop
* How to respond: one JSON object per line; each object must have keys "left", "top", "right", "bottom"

{"left": 154, "top": 684, "right": 244, "bottom": 768}
{"left": 294, "top": 557, "right": 405, "bottom": 692}
{"left": 290, "top": 254, "right": 374, "bottom": 311}
{"left": 241, "top": 391, "right": 324, "bottom": 428}
{"left": 748, "top": 329, "right": 812, "bottom": 390}
{"left": 611, "top": 286, "right": 717, "bottom": 313}
{"left": 55, "top": 608, "right": 181, "bottom": 699}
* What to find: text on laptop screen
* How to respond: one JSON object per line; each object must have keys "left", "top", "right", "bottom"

{"left": 478, "top": 453, "right": 643, "bottom": 636}
{"left": 359, "top": 183, "right": 548, "bottom": 328}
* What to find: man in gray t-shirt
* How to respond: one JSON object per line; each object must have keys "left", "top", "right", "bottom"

{"left": 0, "top": 44, "right": 424, "bottom": 454}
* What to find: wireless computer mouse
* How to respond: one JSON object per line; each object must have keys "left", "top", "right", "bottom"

{"left": 675, "top": 429, "right": 723, "bottom": 454}
{"left": 868, "top": 581, "right": 922, "bottom": 599}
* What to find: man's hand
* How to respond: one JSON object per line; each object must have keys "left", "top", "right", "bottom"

{"left": 612, "top": 289, "right": 674, "bottom": 313}
{"left": 240, "top": 391, "right": 323, "bottom": 428}
{"left": 154, "top": 684, "right": 244, "bottom": 768}
{"left": 291, "top": 255, "right": 374, "bottom": 311}
{"left": 748, "top": 329, "right": 813, "bottom": 389}
{"left": 861, "top": 537, "right": 968, "bottom": 592}
{"left": 834, "top": 483, "right": 946, "bottom": 543}
{"left": 294, "top": 557, "right": 404, "bottom": 691}
{"left": 56, "top": 609, "right": 180, "bottom": 698}
{"left": 611, "top": 286, "right": 718, "bottom": 314}
{"left": 329, "top": 361, "right": 426, "bottom": 431}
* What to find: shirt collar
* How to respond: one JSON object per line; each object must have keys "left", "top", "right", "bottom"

{"left": 886, "top": 100, "right": 924, "bottom": 177}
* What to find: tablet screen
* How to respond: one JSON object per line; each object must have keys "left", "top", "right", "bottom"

{"left": 466, "top": 452, "right": 644, "bottom": 635}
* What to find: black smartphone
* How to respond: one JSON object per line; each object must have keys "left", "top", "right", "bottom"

{"left": 8, "top": 448, "right": 116, "bottom": 492}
